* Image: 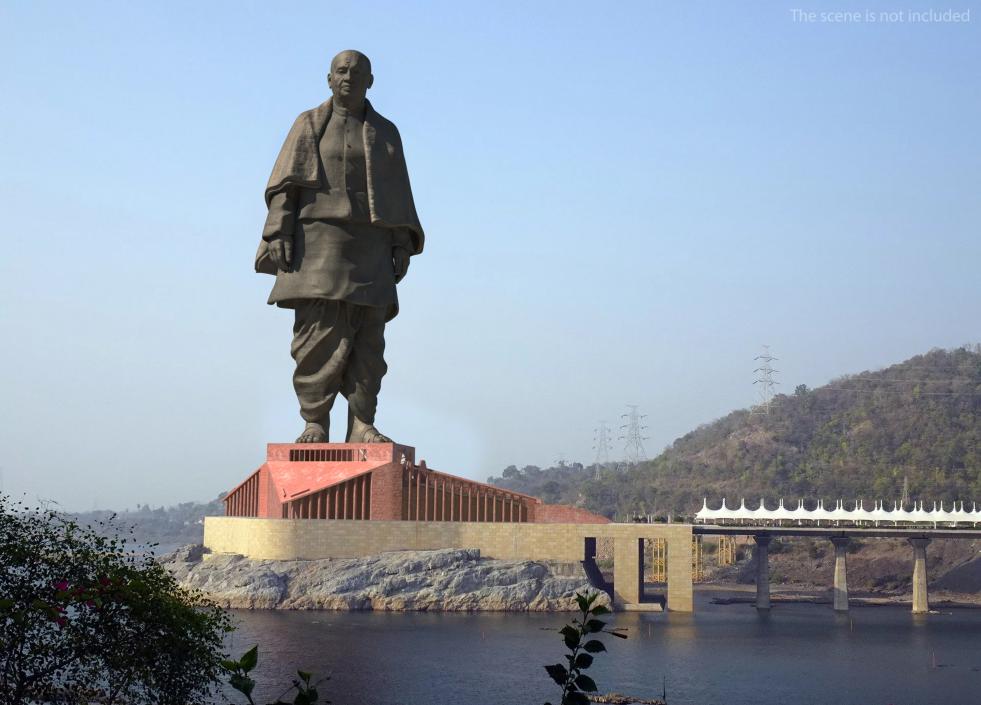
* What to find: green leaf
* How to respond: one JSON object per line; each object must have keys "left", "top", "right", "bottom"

{"left": 0, "top": 598, "right": 13, "bottom": 611}
{"left": 545, "top": 663, "right": 569, "bottom": 686}
{"left": 605, "top": 628, "right": 628, "bottom": 639}
{"left": 583, "top": 639, "right": 607, "bottom": 653}
{"left": 220, "top": 659, "right": 239, "bottom": 672}
{"left": 229, "top": 672, "right": 255, "bottom": 697}
{"left": 575, "top": 593, "right": 588, "bottom": 612}
{"left": 240, "top": 644, "right": 259, "bottom": 672}
{"left": 590, "top": 604, "right": 610, "bottom": 616}
{"left": 584, "top": 619, "right": 606, "bottom": 633}
{"left": 564, "top": 692, "right": 590, "bottom": 705}
{"left": 297, "top": 669, "right": 312, "bottom": 683}
{"left": 574, "top": 653, "right": 593, "bottom": 669}
{"left": 560, "top": 625, "right": 580, "bottom": 649}
{"left": 574, "top": 673, "right": 598, "bottom": 692}
{"left": 294, "top": 690, "right": 316, "bottom": 705}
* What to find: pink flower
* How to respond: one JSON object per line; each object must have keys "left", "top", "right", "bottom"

{"left": 52, "top": 580, "right": 69, "bottom": 592}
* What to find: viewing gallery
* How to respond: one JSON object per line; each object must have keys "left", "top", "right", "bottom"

{"left": 223, "top": 442, "right": 609, "bottom": 525}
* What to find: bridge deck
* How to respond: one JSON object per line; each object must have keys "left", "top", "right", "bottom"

{"left": 693, "top": 524, "right": 981, "bottom": 539}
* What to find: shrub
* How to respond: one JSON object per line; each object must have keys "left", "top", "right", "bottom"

{"left": 0, "top": 494, "right": 230, "bottom": 705}
{"left": 544, "top": 591, "right": 626, "bottom": 705}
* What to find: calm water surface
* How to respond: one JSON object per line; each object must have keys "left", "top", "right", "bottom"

{"left": 224, "top": 592, "right": 981, "bottom": 705}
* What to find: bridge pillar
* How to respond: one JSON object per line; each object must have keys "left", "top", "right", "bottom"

{"left": 753, "top": 535, "right": 772, "bottom": 610}
{"left": 830, "top": 537, "right": 849, "bottom": 611}
{"left": 909, "top": 537, "right": 931, "bottom": 614}
{"left": 666, "top": 532, "right": 694, "bottom": 612}
{"left": 612, "top": 537, "right": 642, "bottom": 608}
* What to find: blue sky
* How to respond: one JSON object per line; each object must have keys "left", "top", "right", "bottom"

{"left": 1, "top": 1, "right": 978, "bottom": 509}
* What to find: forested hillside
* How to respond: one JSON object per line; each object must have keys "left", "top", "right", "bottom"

{"left": 489, "top": 346, "right": 981, "bottom": 519}
{"left": 70, "top": 497, "right": 225, "bottom": 554}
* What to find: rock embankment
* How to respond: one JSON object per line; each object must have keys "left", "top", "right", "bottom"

{"left": 163, "top": 546, "right": 609, "bottom": 612}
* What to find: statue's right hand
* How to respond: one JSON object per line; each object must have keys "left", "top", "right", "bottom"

{"left": 267, "top": 237, "right": 294, "bottom": 272}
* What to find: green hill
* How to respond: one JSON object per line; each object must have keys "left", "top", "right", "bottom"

{"left": 489, "top": 346, "right": 981, "bottom": 518}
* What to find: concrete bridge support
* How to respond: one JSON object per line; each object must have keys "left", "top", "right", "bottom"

{"left": 909, "top": 537, "right": 930, "bottom": 614}
{"left": 611, "top": 530, "right": 693, "bottom": 612}
{"left": 830, "top": 537, "right": 849, "bottom": 611}
{"left": 613, "top": 537, "right": 643, "bottom": 607}
{"left": 754, "top": 535, "right": 772, "bottom": 610}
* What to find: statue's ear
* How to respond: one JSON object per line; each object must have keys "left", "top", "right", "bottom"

{"left": 367, "top": 74, "right": 375, "bottom": 90}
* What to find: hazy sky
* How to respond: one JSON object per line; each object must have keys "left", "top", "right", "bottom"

{"left": 1, "top": 1, "right": 978, "bottom": 510}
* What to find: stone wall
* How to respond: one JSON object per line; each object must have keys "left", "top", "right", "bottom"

{"left": 535, "top": 504, "right": 611, "bottom": 524}
{"left": 203, "top": 517, "right": 693, "bottom": 611}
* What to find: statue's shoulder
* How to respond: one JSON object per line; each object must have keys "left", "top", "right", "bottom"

{"left": 366, "top": 102, "right": 401, "bottom": 139}
{"left": 291, "top": 101, "right": 332, "bottom": 131}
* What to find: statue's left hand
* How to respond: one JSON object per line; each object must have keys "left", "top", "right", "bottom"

{"left": 393, "top": 246, "right": 410, "bottom": 283}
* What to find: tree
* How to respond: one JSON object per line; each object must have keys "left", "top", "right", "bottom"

{"left": 0, "top": 494, "right": 230, "bottom": 705}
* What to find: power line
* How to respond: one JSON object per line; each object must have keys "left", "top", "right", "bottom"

{"left": 619, "top": 405, "right": 649, "bottom": 463}
{"left": 753, "top": 345, "right": 780, "bottom": 414}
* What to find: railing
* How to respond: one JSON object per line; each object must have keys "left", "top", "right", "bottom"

{"left": 696, "top": 498, "right": 981, "bottom": 527}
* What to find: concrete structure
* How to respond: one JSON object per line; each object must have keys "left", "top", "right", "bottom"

{"left": 203, "top": 516, "right": 695, "bottom": 612}
{"left": 753, "top": 535, "right": 771, "bottom": 609}
{"left": 830, "top": 537, "right": 849, "bottom": 612}
{"left": 910, "top": 537, "right": 930, "bottom": 614}
{"left": 213, "top": 443, "right": 693, "bottom": 611}
{"left": 224, "top": 443, "right": 608, "bottom": 525}
{"left": 697, "top": 525, "right": 980, "bottom": 614}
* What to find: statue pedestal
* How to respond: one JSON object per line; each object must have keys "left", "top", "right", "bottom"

{"left": 223, "top": 442, "right": 415, "bottom": 520}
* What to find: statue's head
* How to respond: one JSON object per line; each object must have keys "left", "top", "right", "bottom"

{"left": 328, "top": 50, "right": 373, "bottom": 106}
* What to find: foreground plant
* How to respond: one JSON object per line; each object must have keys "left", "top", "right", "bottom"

{"left": 544, "top": 591, "right": 626, "bottom": 705}
{"left": 0, "top": 493, "right": 230, "bottom": 705}
{"left": 224, "top": 644, "right": 331, "bottom": 705}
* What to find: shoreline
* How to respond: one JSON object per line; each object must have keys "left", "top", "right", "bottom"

{"left": 695, "top": 582, "right": 981, "bottom": 609}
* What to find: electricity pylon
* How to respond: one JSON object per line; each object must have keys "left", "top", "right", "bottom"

{"left": 619, "top": 405, "right": 649, "bottom": 463}
{"left": 593, "top": 421, "right": 612, "bottom": 464}
{"left": 753, "top": 345, "right": 780, "bottom": 414}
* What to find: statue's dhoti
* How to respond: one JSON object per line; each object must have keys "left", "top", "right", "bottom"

{"left": 291, "top": 299, "right": 388, "bottom": 428}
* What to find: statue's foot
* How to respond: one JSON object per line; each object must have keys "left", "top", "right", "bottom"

{"left": 347, "top": 417, "right": 392, "bottom": 444}
{"left": 295, "top": 422, "right": 327, "bottom": 443}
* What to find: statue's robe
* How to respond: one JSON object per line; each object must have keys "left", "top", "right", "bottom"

{"left": 255, "top": 99, "right": 424, "bottom": 430}
{"left": 255, "top": 98, "right": 424, "bottom": 317}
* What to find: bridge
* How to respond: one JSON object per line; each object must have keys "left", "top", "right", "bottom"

{"left": 694, "top": 524, "right": 981, "bottom": 613}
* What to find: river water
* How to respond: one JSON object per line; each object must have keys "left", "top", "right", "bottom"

{"left": 224, "top": 591, "right": 981, "bottom": 705}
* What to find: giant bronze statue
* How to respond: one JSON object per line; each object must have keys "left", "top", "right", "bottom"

{"left": 255, "top": 50, "right": 424, "bottom": 444}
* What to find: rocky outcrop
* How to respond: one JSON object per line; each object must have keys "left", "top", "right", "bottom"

{"left": 162, "top": 546, "right": 610, "bottom": 612}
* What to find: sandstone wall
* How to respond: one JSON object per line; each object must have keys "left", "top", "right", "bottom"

{"left": 203, "top": 518, "right": 694, "bottom": 611}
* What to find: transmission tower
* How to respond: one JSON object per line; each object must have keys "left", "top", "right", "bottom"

{"left": 592, "top": 421, "right": 612, "bottom": 465}
{"left": 900, "top": 475, "right": 910, "bottom": 508}
{"left": 753, "top": 345, "right": 780, "bottom": 414}
{"left": 619, "top": 405, "right": 649, "bottom": 463}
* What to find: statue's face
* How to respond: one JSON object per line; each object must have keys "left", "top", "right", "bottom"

{"left": 328, "top": 51, "right": 373, "bottom": 104}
